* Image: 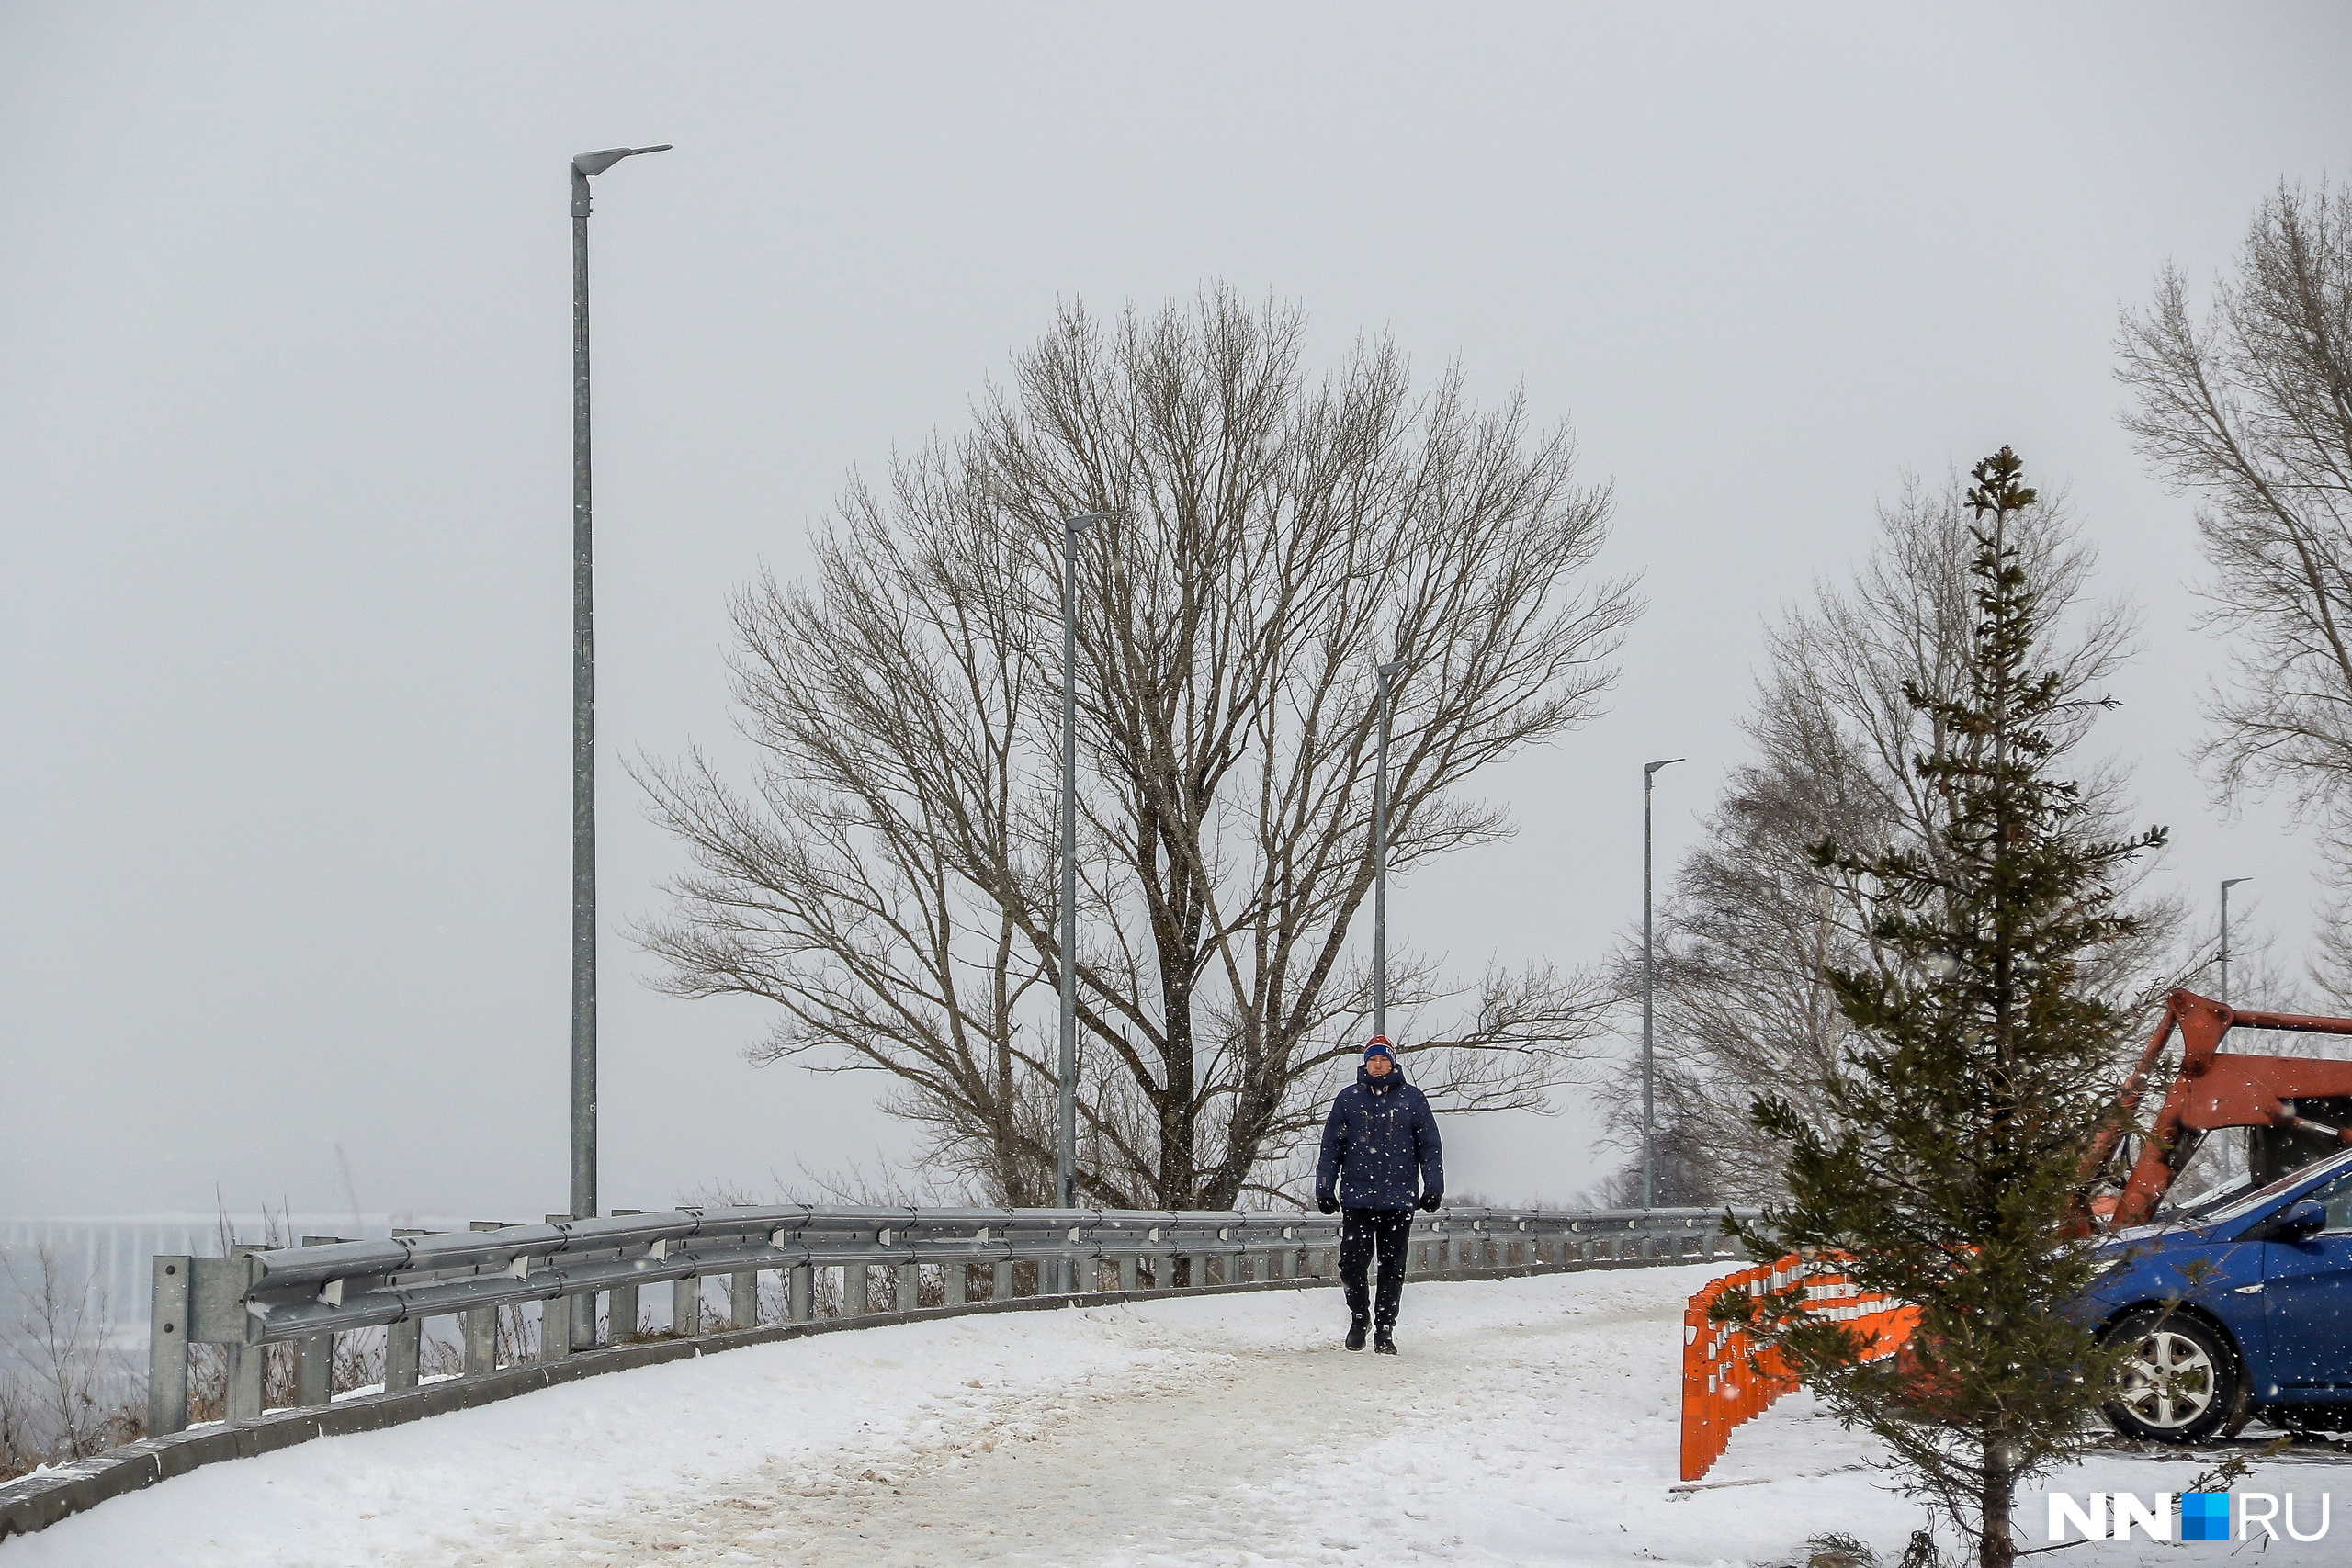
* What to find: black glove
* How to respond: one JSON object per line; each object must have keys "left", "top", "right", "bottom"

{"left": 1317, "top": 1190, "right": 1338, "bottom": 1214}
{"left": 1418, "top": 1190, "right": 1442, "bottom": 1212}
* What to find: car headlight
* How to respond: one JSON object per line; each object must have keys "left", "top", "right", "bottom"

{"left": 2089, "top": 1256, "right": 2124, "bottom": 1277}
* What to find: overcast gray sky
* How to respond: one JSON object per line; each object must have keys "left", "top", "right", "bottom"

{"left": 4, "top": 4, "right": 2347, "bottom": 1223}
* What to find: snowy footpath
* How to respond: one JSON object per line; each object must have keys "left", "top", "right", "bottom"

{"left": 10, "top": 1263, "right": 2349, "bottom": 1566}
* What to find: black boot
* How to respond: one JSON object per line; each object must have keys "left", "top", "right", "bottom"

{"left": 1345, "top": 1315, "right": 1368, "bottom": 1351}
{"left": 1374, "top": 1327, "right": 1397, "bottom": 1355}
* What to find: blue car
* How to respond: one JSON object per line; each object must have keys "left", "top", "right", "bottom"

{"left": 2075, "top": 1145, "right": 2352, "bottom": 1441}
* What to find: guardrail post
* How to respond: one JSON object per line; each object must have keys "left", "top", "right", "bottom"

{"left": 147, "top": 1255, "right": 192, "bottom": 1437}
{"left": 606, "top": 1211, "right": 650, "bottom": 1342}
{"left": 464, "top": 1222, "right": 509, "bottom": 1373}
{"left": 540, "top": 1215, "right": 591, "bottom": 1352}
{"left": 944, "top": 1259, "right": 967, "bottom": 1306}
{"left": 295, "top": 1235, "right": 344, "bottom": 1406}
{"left": 991, "top": 1259, "right": 1012, "bottom": 1301}
{"left": 788, "top": 1265, "right": 812, "bottom": 1323}
{"left": 226, "top": 1341, "right": 265, "bottom": 1423}
{"left": 463, "top": 1308, "right": 496, "bottom": 1375}
{"left": 296, "top": 1334, "right": 333, "bottom": 1405}
{"left": 610, "top": 1283, "right": 638, "bottom": 1341}
{"left": 896, "top": 1261, "right": 920, "bottom": 1311}
{"left": 386, "top": 1317, "right": 423, "bottom": 1393}
{"left": 1117, "top": 1256, "right": 1137, "bottom": 1292}
{"left": 844, "top": 1262, "right": 869, "bottom": 1315}
{"left": 225, "top": 1244, "right": 266, "bottom": 1423}
{"left": 672, "top": 1276, "right": 701, "bottom": 1337}
{"left": 730, "top": 1269, "right": 758, "bottom": 1329}
{"left": 379, "top": 1227, "right": 426, "bottom": 1385}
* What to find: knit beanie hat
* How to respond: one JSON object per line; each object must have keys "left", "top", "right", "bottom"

{"left": 1363, "top": 1036, "right": 1395, "bottom": 1062}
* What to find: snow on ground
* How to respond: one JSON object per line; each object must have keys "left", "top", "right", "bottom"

{"left": 12, "top": 1264, "right": 2350, "bottom": 1566}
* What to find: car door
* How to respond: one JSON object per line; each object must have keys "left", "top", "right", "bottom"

{"left": 2261, "top": 1170, "right": 2352, "bottom": 1392}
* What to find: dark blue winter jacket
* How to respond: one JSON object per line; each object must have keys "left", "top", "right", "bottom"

{"left": 1316, "top": 1064, "right": 1443, "bottom": 1213}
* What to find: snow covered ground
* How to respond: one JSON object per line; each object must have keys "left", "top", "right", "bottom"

{"left": 10, "top": 1264, "right": 2349, "bottom": 1566}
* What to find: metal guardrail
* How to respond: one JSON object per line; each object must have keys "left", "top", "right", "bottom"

{"left": 0, "top": 1201, "right": 1752, "bottom": 1542}
{"left": 148, "top": 1202, "right": 1750, "bottom": 1437}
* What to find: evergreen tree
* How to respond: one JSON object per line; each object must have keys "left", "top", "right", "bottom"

{"left": 1721, "top": 448, "right": 2165, "bottom": 1568}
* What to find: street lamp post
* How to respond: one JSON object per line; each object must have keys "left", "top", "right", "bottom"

{"left": 1057, "top": 513, "right": 1103, "bottom": 1245}
{"left": 1374, "top": 660, "right": 1408, "bottom": 1040}
{"left": 570, "top": 143, "right": 669, "bottom": 1235}
{"left": 2220, "top": 877, "right": 2252, "bottom": 1006}
{"left": 1641, "top": 757, "right": 1683, "bottom": 1211}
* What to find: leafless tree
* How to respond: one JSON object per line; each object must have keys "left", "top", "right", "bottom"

{"left": 639, "top": 288, "right": 1636, "bottom": 1211}
{"left": 1598, "top": 475, "right": 2186, "bottom": 1202}
{"left": 2119, "top": 180, "right": 2352, "bottom": 986}
{"left": 0, "top": 1246, "right": 141, "bottom": 1466}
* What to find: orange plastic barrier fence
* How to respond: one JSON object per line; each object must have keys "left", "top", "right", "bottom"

{"left": 1679, "top": 1255, "right": 1918, "bottom": 1483}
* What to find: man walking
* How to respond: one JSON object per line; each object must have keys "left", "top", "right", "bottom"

{"left": 1315, "top": 1036, "right": 1442, "bottom": 1354}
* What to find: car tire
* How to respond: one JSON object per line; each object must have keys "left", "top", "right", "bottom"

{"left": 2101, "top": 1308, "right": 2243, "bottom": 1443}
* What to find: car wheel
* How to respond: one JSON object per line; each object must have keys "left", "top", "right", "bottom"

{"left": 2101, "top": 1309, "right": 2242, "bottom": 1443}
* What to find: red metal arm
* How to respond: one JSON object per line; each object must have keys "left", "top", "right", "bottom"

{"left": 2105, "top": 989, "right": 2352, "bottom": 1229}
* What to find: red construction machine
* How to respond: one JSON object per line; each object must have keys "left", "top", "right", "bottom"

{"left": 1682, "top": 987, "right": 2352, "bottom": 1479}
{"left": 2097, "top": 987, "right": 2352, "bottom": 1229}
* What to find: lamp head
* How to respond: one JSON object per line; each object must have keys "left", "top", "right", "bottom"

{"left": 1063, "top": 512, "right": 1107, "bottom": 533}
{"left": 1644, "top": 757, "right": 1685, "bottom": 777}
{"left": 573, "top": 145, "right": 673, "bottom": 177}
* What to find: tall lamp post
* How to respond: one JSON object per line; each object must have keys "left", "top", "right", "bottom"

{"left": 1057, "top": 513, "right": 1103, "bottom": 1235}
{"left": 2220, "top": 877, "right": 2252, "bottom": 1006}
{"left": 1373, "top": 660, "right": 1408, "bottom": 1039}
{"left": 1641, "top": 757, "right": 1683, "bottom": 1211}
{"left": 570, "top": 143, "right": 669, "bottom": 1228}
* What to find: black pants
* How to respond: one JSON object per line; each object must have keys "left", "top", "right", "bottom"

{"left": 1340, "top": 1207, "right": 1413, "bottom": 1327}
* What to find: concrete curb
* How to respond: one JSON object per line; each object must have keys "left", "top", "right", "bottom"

{"left": 0, "top": 1250, "right": 1722, "bottom": 1540}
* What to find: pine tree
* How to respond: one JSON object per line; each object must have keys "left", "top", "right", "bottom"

{"left": 1721, "top": 448, "right": 2165, "bottom": 1568}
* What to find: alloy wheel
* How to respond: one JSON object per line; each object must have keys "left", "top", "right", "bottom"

{"left": 2116, "top": 1328, "right": 2218, "bottom": 1431}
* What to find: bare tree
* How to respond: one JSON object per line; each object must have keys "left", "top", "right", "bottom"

{"left": 2119, "top": 180, "right": 2352, "bottom": 982}
{"left": 1598, "top": 475, "right": 2184, "bottom": 1201}
{"left": 0, "top": 1246, "right": 141, "bottom": 1466}
{"left": 639, "top": 288, "right": 1635, "bottom": 1210}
